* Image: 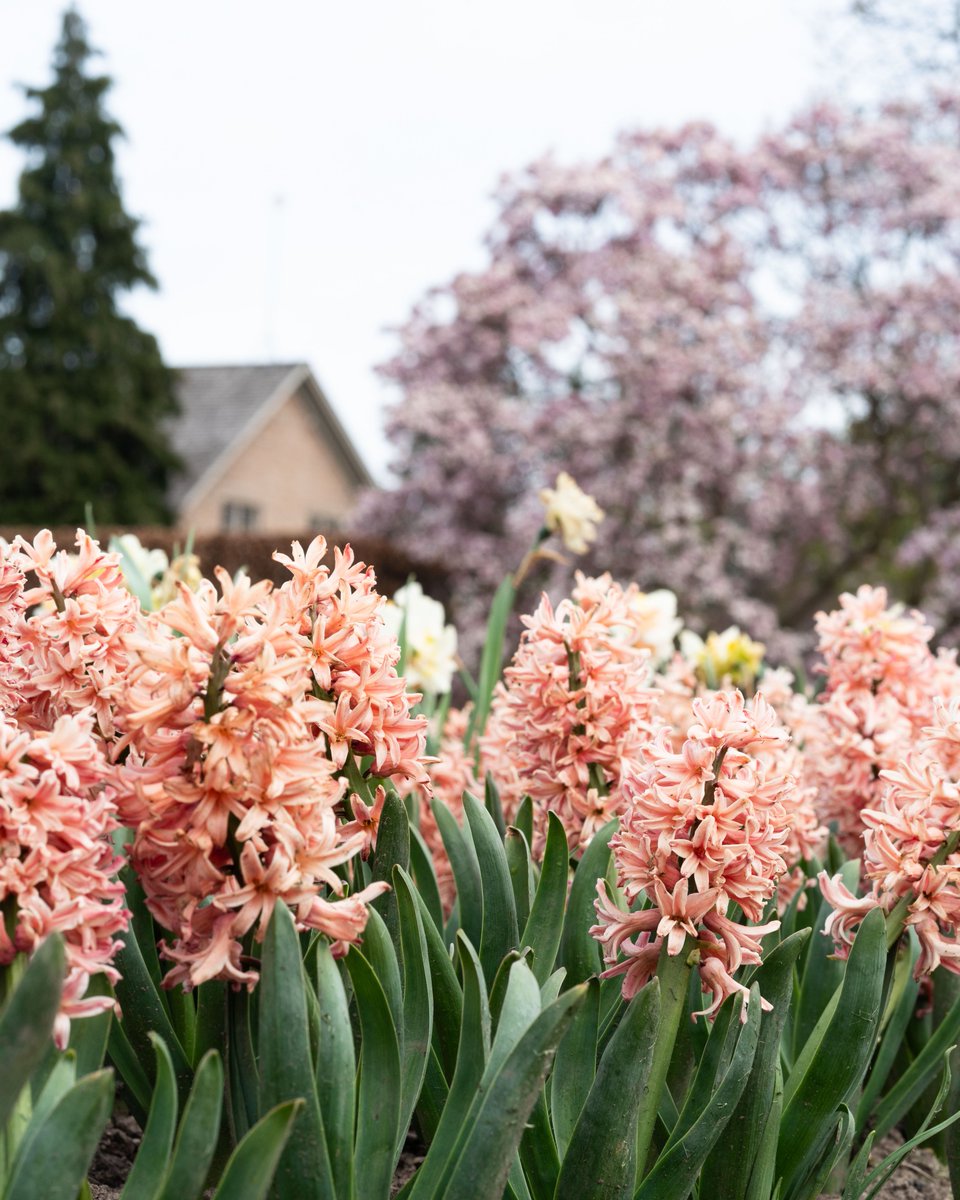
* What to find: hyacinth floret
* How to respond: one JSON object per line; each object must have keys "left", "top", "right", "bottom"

{"left": 9, "top": 530, "right": 141, "bottom": 739}
{"left": 481, "top": 573, "right": 659, "bottom": 855}
{"left": 116, "top": 536, "right": 428, "bottom": 990}
{"left": 820, "top": 698, "right": 960, "bottom": 978}
{"left": 806, "top": 585, "right": 960, "bottom": 853}
{"left": 0, "top": 710, "right": 127, "bottom": 1047}
{"left": 592, "top": 690, "right": 795, "bottom": 1019}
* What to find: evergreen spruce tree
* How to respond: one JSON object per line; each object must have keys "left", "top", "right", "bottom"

{"left": 0, "top": 7, "right": 179, "bottom": 525}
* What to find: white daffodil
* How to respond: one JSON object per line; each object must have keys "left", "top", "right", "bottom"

{"left": 626, "top": 588, "right": 683, "bottom": 666}
{"left": 384, "top": 581, "right": 458, "bottom": 695}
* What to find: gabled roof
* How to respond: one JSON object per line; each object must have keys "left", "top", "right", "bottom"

{"left": 167, "top": 363, "right": 372, "bottom": 512}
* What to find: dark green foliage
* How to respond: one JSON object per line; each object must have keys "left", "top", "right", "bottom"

{"left": 0, "top": 8, "right": 179, "bottom": 524}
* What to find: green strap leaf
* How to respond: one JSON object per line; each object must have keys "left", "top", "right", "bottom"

{"left": 358, "top": 906, "right": 404, "bottom": 1045}
{"left": 706, "top": 929, "right": 811, "bottom": 1200}
{"left": 312, "top": 945, "right": 356, "bottom": 1200}
{"left": 506, "top": 827, "right": 534, "bottom": 934}
{"left": 259, "top": 902, "right": 334, "bottom": 1200}
{"left": 0, "top": 936, "right": 65, "bottom": 1130}
{"left": 433, "top": 798, "right": 483, "bottom": 951}
{"left": 4, "top": 1069, "right": 113, "bottom": 1200}
{"left": 521, "top": 812, "right": 569, "bottom": 986}
{"left": 121, "top": 1034, "right": 179, "bottom": 1200}
{"left": 873, "top": 983, "right": 960, "bottom": 1139}
{"left": 791, "top": 864, "right": 858, "bottom": 1060}
{"left": 556, "top": 978, "right": 661, "bottom": 1200}
{"left": 409, "top": 823, "right": 445, "bottom": 934}
{"left": 635, "top": 987, "right": 762, "bottom": 1200}
{"left": 371, "top": 790, "right": 411, "bottom": 951}
{"left": 211, "top": 1100, "right": 304, "bottom": 1200}
{"left": 560, "top": 819, "right": 617, "bottom": 985}
{"left": 439, "top": 985, "right": 587, "bottom": 1200}
{"left": 344, "top": 948, "right": 403, "bottom": 1200}
{"left": 394, "top": 867, "right": 435, "bottom": 1159}
{"left": 463, "top": 791, "right": 520, "bottom": 986}
{"left": 550, "top": 977, "right": 600, "bottom": 1158}
{"left": 412, "top": 888, "right": 463, "bottom": 1082}
{"left": 776, "top": 906, "right": 886, "bottom": 1194}
{"left": 156, "top": 1050, "right": 224, "bottom": 1200}
{"left": 406, "top": 935, "right": 490, "bottom": 1200}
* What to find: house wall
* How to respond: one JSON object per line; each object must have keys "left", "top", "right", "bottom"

{"left": 178, "top": 386, "right": 363, "bottom": 535}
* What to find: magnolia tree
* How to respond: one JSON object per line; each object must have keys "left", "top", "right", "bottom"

{"left": 359, "top": 90, "right": 960, "bottom": 659}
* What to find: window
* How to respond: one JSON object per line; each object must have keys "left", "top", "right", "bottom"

{"left": 221, "top": 501, "right": 260, "bottom": 532}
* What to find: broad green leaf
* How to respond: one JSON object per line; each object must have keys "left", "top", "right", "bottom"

{"left": 706, "top": 929, "right": 811, "bottom": 1200}
{"left": 873, "top": 983, "right": 960, "bottom": 1139}
{"left": 485, "top": 771, "right": 507, "bottom": 839}
{"left": 371, "top": 791, "right": 411, "bottom": 951}
{"left": 551, "top": 977, "right": 600, "bottom": 1157}
{"left": 192, "top": 979, "right": 227, "bottom": 1068}
{"left": 259, "top": 902, "right": 334, "bottom": 1200}
{"left": 556, "top": 978, "right": 661, "bottom": 1200}
{"left": 121, "top": 1035, "right": 178, "bottom": 1200}
{"left": 406, "top": 935, "right": 490, "bottom": 1200}
{"left": 776, "top": 906, "right": 886, "bottom": 1194}
{"left": 635, "top": 986, "right": 762, "bottom": 1200}
{"left": 439, "top": 985, "right": 586, "bottom": 1200}
{"left": 519, "top": 1094, "right": 560, "bottom": 1200}
{"left": 792, "top": 863, "right": 858, "bottom": 1060}
{"left": 514, "top": 796, "right": 535, "bottom": 851}
{"left": 745, "top": 1062, "right": 783, "bottom": 1200}
{"left": 4, "top": 1069, "right": 113, "bottom": 1200}
{"left": 409, "top": 824, "right": 445, "bottom": 934}
{"left": 107, "top": 1014, "right": 153, "bottom": 1122}
{"left": 112, "top": 884, "right": 193, "bottom": 1103}
{"left": 394, "top": 867, "right": 435, "bottom": 1158}
{"left": 344, "top": 948, "right": 403, "bottom": 1200}
{"left": 0, "top": 936, "right": 65, "bottom": 1130}
{"left": 359, "top": 906, "right": 404, "bottom": 1043}
{"left": 156, "top": 1050, "right": 224, "bottom": 1200}
{"left": 463, "top": 791, "right": 520, "bottom": 985}
{"left": 521, "top": 812, "right": 569, "bottom": 986}
{"left": 859, "top": 1055, "right": 960, "bottom": 1200}
{"left": 412, "top": 889, "right": 463, "bottom": 1081}
{"left": 798, "top": 1106, "right": 855, "bottom": 1200}
{"left": 506, "top": 828, "right": 534, "bottom": 934}
{"left": 11, "top": 1049, "right": 77, "bottom": 1177}
{"left": 211, "top": 1100, "right": 303, "bottom": 1200}
{"left": 856, "top": 933, "right": 919, "bottom": 1127}
{"left": 433, "top": 798, "right": 483, "bottom": 950}
{"left": 224, "top": 986, "right": 258, "bottom": 1142}
{"left": 487, "top": 959, "right": 542, "bottom": 1081}
{"left": 560, "top": 818, "right": 617, "bottom": 985}
{"left": 313, "top": 945, "right": 356, "bottom": 1200}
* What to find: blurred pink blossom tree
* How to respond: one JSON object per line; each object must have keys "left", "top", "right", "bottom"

{"left": 359, "top": 92, "right": 960, "bottom": 660}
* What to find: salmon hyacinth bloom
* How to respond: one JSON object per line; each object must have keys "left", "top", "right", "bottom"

{"left": 0, "top": 711, "right": 127, "bottom": 1047}
{"left": 820, "top": 698, "right": 960, "bottom": 977}
{"left": 593, "top": 690, "right": 795, "bottom": 1018}
{"left": 805, "top": 585, "right": 960, "bottom": 854}
{"left": 8, "top": 530, "right": 141, "bottom": 739}
{"left": 115, "top": 537, "right": 428, "bottom": 989}
{"left": 481, "top": 573, "right": 659, "bottom": 855}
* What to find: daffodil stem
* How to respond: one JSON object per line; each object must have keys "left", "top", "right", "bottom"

{"left": 635, "top": 938, "right": 696, "bottom": 1185}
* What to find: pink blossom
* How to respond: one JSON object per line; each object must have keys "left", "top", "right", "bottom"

{"left": 593, "top": 689, "right": 795, "bottom": 1018}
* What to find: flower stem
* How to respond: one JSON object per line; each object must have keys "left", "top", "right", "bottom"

{"left": 635, "top": 937, "right": 697, "bottom": 1184}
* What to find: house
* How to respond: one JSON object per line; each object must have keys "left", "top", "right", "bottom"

{"left": 167, "top": 363, "right": 372, "bottom": 535}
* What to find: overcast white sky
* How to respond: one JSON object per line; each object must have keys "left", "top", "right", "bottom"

{"left": 0, "top": 1, "right": 838, "bottom": 479}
